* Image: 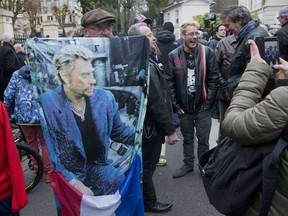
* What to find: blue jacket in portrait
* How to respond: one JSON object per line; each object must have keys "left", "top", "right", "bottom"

{"left": 39, "top": 85, "right": 136, "bottom": 195}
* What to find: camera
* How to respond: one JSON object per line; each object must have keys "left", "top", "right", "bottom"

{"left": 255, "top": 37, "right": 280, "bottom": 67}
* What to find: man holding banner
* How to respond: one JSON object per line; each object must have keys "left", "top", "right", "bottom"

{"left": 128, "top": 23, "right": 178, "bottom": 213}
{"left": 26, "top": 34, "right": 150, "bottom": 215}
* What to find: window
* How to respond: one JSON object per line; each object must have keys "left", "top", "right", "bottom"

{"left": 175, "top": 10, "right": 179, "bottom": 24}
{"left": 37, "top": 16, "right": 43, "bottom": 25}
{"left": 69, "top": 15, "right": 75, "bottom": 23}
{"left": 47, "top": 16, "right": 53, "bottom": 21}
{"left": 46, "top": 0, "right": 52, "bottom": 13}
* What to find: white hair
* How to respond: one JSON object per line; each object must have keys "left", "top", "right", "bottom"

{"left": 2, "top": 32, "right": 14, "bottom": 42}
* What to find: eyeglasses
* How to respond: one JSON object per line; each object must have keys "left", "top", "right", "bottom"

{"left": 86, "top": 22, "right": 113, "bottom": 32}
{"left": 184, "top": 32, "right": 199, "bottom": 37}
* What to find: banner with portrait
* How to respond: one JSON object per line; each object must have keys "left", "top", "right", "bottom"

{"left": 25, "top": 36, "right": 150, "bottom": 216}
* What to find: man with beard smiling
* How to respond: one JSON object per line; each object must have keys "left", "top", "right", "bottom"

{"left": 168, "top": 20, "right": 219, "bottom": 178}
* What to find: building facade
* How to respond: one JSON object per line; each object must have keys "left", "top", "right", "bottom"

{"left": 162, "top": 0, "right": 211, "bottom": 39}
{"left": 14, "top": 0, "right": 82, "bottom": 37}
{"left": 239, "top": 0, "right": 287, "bottom": 25}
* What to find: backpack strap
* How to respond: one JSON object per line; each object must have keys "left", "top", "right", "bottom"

{"left": 260, "top": 137, "right": 288, "bottom": 216}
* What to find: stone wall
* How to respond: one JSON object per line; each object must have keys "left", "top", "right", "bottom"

{"left": 0, "top": 8, "right": 14, "bottom": 38}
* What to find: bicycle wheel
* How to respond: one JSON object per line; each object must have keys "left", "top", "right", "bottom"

{"left": 17, "top": 143, "right": 44, "bottom": 192}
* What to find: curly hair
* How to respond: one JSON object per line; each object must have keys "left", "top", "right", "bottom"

{"left": 220, "top": 5, "right": 251, "bottom": 26}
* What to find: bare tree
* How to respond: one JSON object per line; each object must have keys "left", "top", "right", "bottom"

{"left": 22, "top": 0, "right": 41, "bottom": 37}
{"left": 52, "top": 4, "right": 70, "bottom": 37}
{"left": 120, "top": 0, "right": 136, "bottom": 32}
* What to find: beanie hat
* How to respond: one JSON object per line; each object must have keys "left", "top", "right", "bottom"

{"left": 2, "top": 32, "right": 14, "bottom": 42}
{"left": 81, "top": 8, "right": 116, "bottom": 27}
{"left": 162, "top": 22, "right": 174, "bottom": 33}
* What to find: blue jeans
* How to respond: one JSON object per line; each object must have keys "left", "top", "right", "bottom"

{"left": 172, "top": 113, "right": 180, "bottom": 125}
{"left": 179, "top": 109, "right": 211, "bottom": 167}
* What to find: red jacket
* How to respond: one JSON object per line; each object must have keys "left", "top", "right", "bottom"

{"left": 0, "top": 102, "right": 28, "bottom": 212}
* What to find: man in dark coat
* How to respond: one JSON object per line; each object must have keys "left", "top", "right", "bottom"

{"left": 220, "top": 5, "right": 269, "bottom": 102}
{"left": 207, "top": 24, "right": 227, "bottom": 120}
{"left": 275, "top": 6, "right": 288, "bottom": 61}
{"left": 207, "top": 24, "right": 227, "bottom": 51}
{"left": 156, "top": 22, "right": 178, "bottom": 77}
{"left": 156, "top": 22, "right": 180, "bottom": 129}
{"left": 0, "top": 33, "right": 20, "bottom": 102}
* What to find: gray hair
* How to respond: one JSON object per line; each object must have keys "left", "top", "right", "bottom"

{"left": 221, "top": 5, "right": 251, "bottom": 26}
{"left": 2, "top": 32, "right": 14, "bottom": 42}
{"left": 127, "top": 22, "right": 147, "bottom": 36}
{"left": 53, "top": 45, "right": 94, "bottom": 76}
{"left": 279, "top": 6, "right": 288, "bottom": 22}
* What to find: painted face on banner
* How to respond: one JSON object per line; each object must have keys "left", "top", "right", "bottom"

{"left": 63, "top": 58, "right": 96, "bottom": 97}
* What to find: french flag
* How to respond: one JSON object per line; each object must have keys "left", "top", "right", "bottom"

{"left": 49, "top": 155, "right": 144, "bottom": 216}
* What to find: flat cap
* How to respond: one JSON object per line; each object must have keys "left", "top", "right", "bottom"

{"left": 81, "top": 8, "right": 116, "bottom": 27}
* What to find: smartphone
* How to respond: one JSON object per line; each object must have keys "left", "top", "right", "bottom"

{"left": 255, "top": 37, "right": 280, "bottom": 67}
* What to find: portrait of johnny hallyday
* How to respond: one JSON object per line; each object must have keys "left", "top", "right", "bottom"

{"left": 26, "top": 36, "right": 149, "bottom": 196}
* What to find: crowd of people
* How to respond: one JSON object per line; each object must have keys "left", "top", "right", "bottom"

{"left": 0, "top": 4, "right": 288, "bottom": 216}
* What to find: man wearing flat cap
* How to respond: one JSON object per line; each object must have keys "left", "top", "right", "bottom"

{"left": 275, "top": 6, "right": 288, "bottom": 61}
{"left": 81, "top": 8, "right": 116, "bottom": 37}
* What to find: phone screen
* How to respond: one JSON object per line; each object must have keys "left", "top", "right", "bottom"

{"left": 264, "top": 40, "right": 279, "bottom": 66}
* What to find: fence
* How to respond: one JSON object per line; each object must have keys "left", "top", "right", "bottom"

{"left": 14, "top": 34, "right": 30, "bottom": 46}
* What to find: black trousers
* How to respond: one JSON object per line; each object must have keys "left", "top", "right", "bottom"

{"left": 142, "top": 133, "right": 163, "bottom": 208}
{"left": 0, "top": 195, "right": 20, "bottom": 216}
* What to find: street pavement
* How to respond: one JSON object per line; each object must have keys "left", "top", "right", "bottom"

{"left": 21, "top": 118, "right": 223, "bottom": 216}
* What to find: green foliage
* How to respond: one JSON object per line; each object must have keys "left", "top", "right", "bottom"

{"left": 78, "top": 0, "right": 118, "bottom": 15}
{"left": 144, "top": 0, "right": 172, "bottom": 31}
{"left": 193, "top": 13, "right": 222, "bottom": 37}
{"left": 251, "top": 12, "right": 260, "bottom": 22}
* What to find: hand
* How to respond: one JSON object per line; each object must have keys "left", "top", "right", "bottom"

{"left": 248, "top": 40, "right": 267, "bottom": 64}
{"left": 202, "top": 101, "right": 211, "bottom": 110}
{"left": 178, "top": 109, "right": 185, "bottom": 115}
{"left": 273, "top": 58, "right": 288, "bottom": 79}
{"left": 166, "top": 132, "right": 179, "bottom": 145}
{"left": 69, "top": 179, "right": 94, "bottom": 196}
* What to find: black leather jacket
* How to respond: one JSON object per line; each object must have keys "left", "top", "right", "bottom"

{"left": 143, "top": 58, "right": 175, "bottom": 139}
{"left": 226, "top": 24, "right": 269, "bottom": 101}
{"left": 275, "top": 21, "right": 288, "bottom": 61}
{"left": 168, "top": 43, "right": 219, "bottom": 113}
{"left": 229, "top": 24, "right": 269, "bottom": 77}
